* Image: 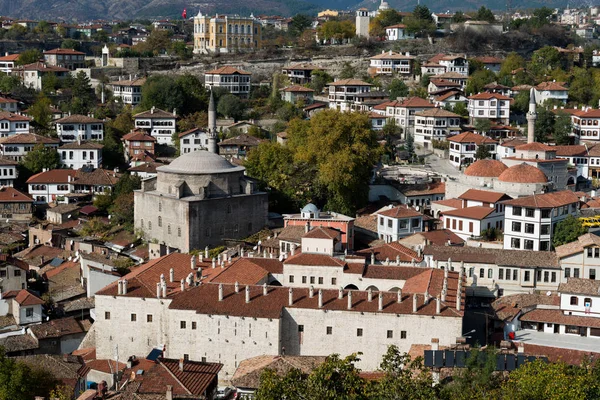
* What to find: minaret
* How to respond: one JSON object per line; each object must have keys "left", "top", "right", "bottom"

{"left": 526, "top": 88, "right": 537, "bottom": 144}
{"left": 207, "top": 90, "right": 217, "bottom": 154}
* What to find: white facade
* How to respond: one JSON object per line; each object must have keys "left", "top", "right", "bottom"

{"left": 328, "top": 80, "right": 372, "bottom": 112}
{"left": 109, "top": 77, "right": 145, "bottom": 106}
{"left": 385, "top": 25, "right": 414, "bottom": 40}
{"left": 133, "top": 108, "right": 177, "bottom": 145}
{"left": 369, "top": 51, "right": 414, "bottom": 76}
{"left": 0, "top": 162, "right": 17, "bottom": 186}
{"left": 439, "top": 57, "right": 469, "bottom": 76}
{"left": 179, "top": 129, "right": 209, "bottom": 154}
{"left": 414, "top": 109, "right": 461, "bottom": 148}
{"left": 468, "top": 93, "right": 511, "bottom": 124}
{"left": 204, "top": 69, "right": 251, "bottom": 98}
{"left": 59, "top": 145, "right": 103, "bottom": 170}
{"left": 0, "top": 115, "right": 29, "bottom": 138}
{"left": 448, "top": 133, "right": 498, "bottom": 168}
{"left": 0, "top": 140, "right": 59, "bottom": 162}
{"left": 376, "top": 207, "right": 423, "bottom": 242}
{"left": 55, "top": 117, "right": 104, "bottom": 142}
{"left": 534, "top": 84, "right": 569, "bottom": 105}
{"left": 376, "top": 98, "right": 436, "bottom": 136}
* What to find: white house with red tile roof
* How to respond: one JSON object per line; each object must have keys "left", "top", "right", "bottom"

{"left": 133, "top": 107, "right": 177, "bottom": 145}
{"left": 0, "top": 133, "right": 59, "bottom": 162}
{"left": 534, "top": 81, "right": 568, "bottom": 105}
{"left": 502, "top": 190, "right": 579, "bottom": 251}
{"left": 559, "top": 106, "right": 600, "bottom": 142}
{"left": 555, "top": 233, "right": 600, "bottom": 281}
{"left": 413, "top": 108, "right": 462, "bottom": 148}
{"left": 447, "top": 131, "right": 498, "bottom": 168}
{"left": 473, "top": 56, "right": 503, "bottom": 74}
{"left": 430, "top": 72, "right": 468, "bottom": 89}
{"left": 442, "top": 206, "right": 505, "bottom": 240}
{"left": 427, "top": 54, "right": 469, "bottom": 76}
{"left": 467, "top": 92, "right": 511, "bottom": 124}
{"left": 373, "top": 97, "right": 436, "bottom": 137}
{"left": 178, "top": 127, "right": 208, "bottom": 154}
{"left": 385, "top": 24, "right": 414, "bottom": 40}
{"left": 430, "top": 89, "right": 468, "bottom": 108}
{"left": 43, "top": 48, "right": 85, "bottom": 70}
{"left": 55, "top": 114, "right": 104, "bottom": 142}
{"left": 281, "top": 63, "right": 320, "bottom": 84}
{"left": 0, "top": 96, "right": 19, "bottom": 113}
{"left": 0, "top": 112, "right": 30, "bottom": 138}
{"left": 0, "top": 289, "right": 43, "bottom": 325}
{"left": 14, "top": 62, "right": 70, "bottom": 91}
{"left": 327, "top": 79, "right": 373, "bottom": 112}
{"left": 0, "top": 255, "right": 30, "bottom": 293}
{"left": 204, "top": 66, "right": 252, "bottom": 97}
{"left": 376, "top": 205, "right": 424, "bottom": 242}
{"left": 58, "top": 141, "right": 103, "bottom": 170}
{"left": 108, "top": 76, "right": 146, "bottom": 106}
{"left": 368, "top": 50, "right": 415, "bottom": 76}
{"left": 0, "top": 53, "right": 19, "bottom": 74}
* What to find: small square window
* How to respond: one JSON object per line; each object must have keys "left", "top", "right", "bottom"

{"left": 326, "top": 326, "right": 332, "bottom": 335}
{"left": 26, "top": 308, "right": 33, "bottom": 317}
{"left": 192, "top": 321, "right": 197, "bottom": 330}
{"left": 105, "top": 312, "right": 111, "bottom": 320}
{"left": 289, "top": 275, "right": 294, "bottom": 283}
{"left": 147, "top": 314, "right": 153, "bottom": 322}
{"left": 310, "top": 277, "right": 315, "bottom": 284}
{"left": 387, "top": 330, "right": 393, "bottom": 339}
{"left": 131, "top": 313, "right": 137, "bottom": 322}
{"left": 302, "top": 276, "right": 307, "bottom": 284}
{"left": 180, "top": 321, "right": 187, "bottom": 329}
{"left": 318, "top": 277, "right": 323, "bottom": 285}
{"left": 357, "top": 328, "right": 363, "bottom": 337}
{"left": 331, "top": 278, "right": 337, "bottom": 285}
{"left": 401, "top": 331, "right": 407, "bottom": 339}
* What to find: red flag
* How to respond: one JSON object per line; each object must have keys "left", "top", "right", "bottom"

{"left": 182, "top": 8, "right": 187, "bottom": 19}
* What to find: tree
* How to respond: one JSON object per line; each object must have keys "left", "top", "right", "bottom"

{"left": 28, "top": 93, "right": 53, "bottom": 134}
{"left": 452, "top": 11, "right": 466, "bottom": 23}
{"left": 289, "top": 14, "right": 312, "bottom": 37}
{"left": 569, "top": 67, "right": 594, "bottom": 105}
{"left": 499, "top": 52, "right": 526, "bottom": 80}
{"left": 474, "top": 118, "right": 492, "bottom": 134}
{"left": 405, "top": 6, "right": 436, "bottom": 37}
{"left": 465, "top": 69, "right": 497, "bottom": 95}
{"left": 139, "top": 75, "right": 187, "bottom": 116}
{"left": 405, "top": 132, "right": 414, "bottom": 157}
{"left": 440, "top": 347, "right": 502, "bottom": 400}
{"left": 452, "top": 102, "right": 469, "bottom": 117}
{"left": 16, "top": 48, "right": 42, "bottom": 65}
{"left": 217, "top": 94, "right": 246, "bottom": 121}
{"left": 178, "top": 111, "right": 208, "bottom": 132}
{"left": 21, "top": 144, "right": 60, "bottom": 175}
{"left": 310, "top": 70, "right": 333, "bottom": 94}
{"left": 553, "top": 215, "right": 587, "bottom": 247}
{"left": 0, "top": 348, "right": 58, "bottom": 400}
{"left": 502, "top": 359, "right": 587, "bottom": 400}
{"left": 553, "top": 112, "right": 572, "bottom": 145}
{"left": 475, "top": 144, "right": 491, "bottom": 160}
{"left": 61, "top": 38, "right": 80, "bottom": 51}
{"left": 511, "top": 91, "right": 530, "bottom": 114}
{"left": 387, "top": 79, "right": 408, "bottom": 100}
{"left": 110, "top": 193, "right": 135, "bottom": 227}
{"left": 475, "top": 6, "right": 495, "bottom": 22}
{"left": 535, "top": 108, "right": 555, "bottom": 142}
{"left": 530, "top": 46, "right": 562, "bottom": 78}
{"left": 338, "top": 62, "right": 356, "bottom": 80}
{"left": 370, "top": 9, "right": 405, "bottom": 38}
{"left": 68, "top": 71, "right": 96, "bottom": 114}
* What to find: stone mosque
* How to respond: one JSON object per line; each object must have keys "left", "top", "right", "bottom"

{"left": 134, "top": 92, "right": 268, "bottom": 253}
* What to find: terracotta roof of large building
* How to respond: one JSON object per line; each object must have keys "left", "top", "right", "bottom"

{"left": 328, "top": 79, "right": 372, "bottom": 86}
{"left": 370, "top": 51, "right": 415, "bottom": 60}
{"left": 552, "top": 145, "right": 588, "bottom": 157}
{"left": 205, "top": 66, "right": 251, "bottom": 75}
{"left": 556, "top": 233, "right": 600, "bottom": 258}
{"left": 169, "top": 279, "right": 463, "bottom": 319}
{"left": 284, "top": 252, "right": 346, "bottom": 267}
{"left": 414, "top": 108, "right": 460, "bottom": 118}
{"left": 558, "top": 277, "right": 600, "bottom": 296}
{"left": 283, "top": 63, "right": 319, "bottom": 71}
{"left": 400, "top": 181, "right": 446, "bottom": 196}
{"left": 55, "top": 114, "right": 103, "bottom": 124}
{"left": 377, "top": 205, "right": 422, "bottom": 218}
{"left": 442, "top": 206, "right": 495, "bottom": 220}
{"left": 0, "top": 187, "right": 32, "bottom": 202}
{"left": 218, "top": 134, "right": 265, "bottom": 147}
{"left": 355, "top": 241, "right": 422, "bottom": 263}
{"left": 463, "top": 159, "right": 508, "bottom": 177}
{"left": 515, "top": 142, "right": 554, "bottom": 152}
{"left": 29, "top": 317, "right": 92, "bottom": 339}
{"left": 209, "top": 257, "right": 283, "bottom": 285}
{"left": 520, "top": 308, "right": 600, "bottom": 328}
{"left": 16, "top": 62, "right": 69, "bottom": 72}
{"left": 497, "top": 163, "right": 548, "bottom": 183}
{"left": 232, "top": 355, "right": 326, "bottom": 390}
{"left": 303, "top": 226, "right": 340, "bottom": 240}
{"left": 122, "top": 130, "right": 156, "bottom": 141}
{"left": 447, "top": 132, "right": 497, "bottom": 144}
{"left": 26, "top": 169, "right": 76, "bottom": 184}
{"left": 44, "top": 48, "right": 85, "bottom": 55}
{"left": 501, "top": 190, "right": 579, "bottom": 208}
{"left": 0, "top": 54, "right": 19, "bottom": 62}
{"left": 109, "top": 77, "right": 146, "bottom": 86}
{"left": 0, "top": 133, "right": 59, "bottom": 145}
{"left": 280, "top": 85, "right": 315, "bottom": 93}
{"left": 423, "top": 245, "right": 559, "bottom": 268}
{"left": 406, "top": 230, "right": 464, "bottom": 246}
{"left": 96, "top": 253, "right": 213, "bottom": 298}
{"left": 492, "top": 293, "right": 559, "bottom": 322}
{"left": 134, "top": 108, "right": 177, "bottom": 119}
{"left": 458, "top": 189, "right": 511, "bottom": 203}
{"left": 58, "top": 141, "right": 104, "bottom": 150}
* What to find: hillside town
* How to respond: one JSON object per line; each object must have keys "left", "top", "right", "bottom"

{"left": 0, "top": 1, "right": 600, "bottom": 399}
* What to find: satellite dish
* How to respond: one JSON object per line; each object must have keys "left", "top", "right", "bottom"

{"left": 546, "top": 291, "right": 551, "bottom": 296}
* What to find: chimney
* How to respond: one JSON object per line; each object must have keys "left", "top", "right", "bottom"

{"left": 309, "top": 285, "right": 314, "bottom": 298}
{"left": 288, "top": 288, "right": 294, "bottom": 306}
{"left": 169, "top": 268, "right": 174, "bottom": 283}
{"left": 218, "top": 284, "right": 224, "bottom": 301}
{"left": 338, "top": 287, "right": 343, "bottom": 299}
{"left": 123, "top": 280, "right": 128, "bottom": 295}
{"left": 151, "top": 106, "right": 155, "bottom": 114}
{"left": 397, "top": 289, "right": 402, "bottom": 303}
{"left": 118, "top": 280, "right": 122, "bottom": 295}
{"left": 235, "top": 282, "right": 240, "bottom": 293}
{"left": 245, "top": 286, "right": 251, "bottom": 303}
{"left": 212, "top": 258, "right": 216, "bottom": 268}
{"left": 240, "top": 248, "right": 245, "bottom": 258}
{"left": 318, "top": 289, "right": 323, "bottom": 308}
{"left": 166, "top": 384, "right": 173, "bottom": 400}
{"left": 456, "top": 294, "right": 461, "bottom": 311}
{"left": 424, "top": 290, "right": 429, "bottom": 304}
{"left": 156, "top": 282, "right": 160, "bottom": 298}
{"left": 162, "top": 283, "right": 167, "bottom": 298}
{"left": 187, "top": 273, "right": 193, "bottom": 286}
{"left": 413, "top": 294, "right": 418, "bottom": 313}
{"left": 431, "top": 338, "right": 439, "bottom": 351}
{"left": 367, "top": 288, "right": 373, "bottom": 302}
{"left": 370, "top": 252, "right": 375, "bottom": 265}
{"left": 378, "top": 292, "right": 383, "bottom": 311}
{"left": 347, "top": 291, "right": 353, "bottom": 310}
{"left": 396, "top": 255, "right": 400, "bottom": 265}
{"left": 291, "top": 246, "right": 295, "bottom": 256}
{"left": 191, "top": 255, "right": 197, "bottom": 270}
{"left": 305, "top": 221, "right": 310, "bottom": 233}
{"left": 173, "top": 108, "right": 177, "bottom": 116}
{"left": 179, "top": 358, "right": 184, "bottom": 372}
{"left": 180, "top": 279, "right": 185, "bottom": 292}
{"left": 263, "top": 283, "right": 268, "bottom": 296}
{"left": 436, "top": 296, "right": 441, "bottom": 314}
{"left": 447, "top": 258, "right": 452, "bottom": 270}
{"left": 197, "top": 267, "right": 203, "bottom": 282}
{"left": 518, "top": 344, "right": 525, "bottom": 353}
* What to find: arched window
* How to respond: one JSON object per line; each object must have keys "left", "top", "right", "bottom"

{"left": 148, "top": 221, "right": 152, "bottom": 230}
{"left": 570, "top": 296, "right": 579, "bottom": 305}
{"left": 479, "top": 268, "right": 484, "bottom": 278}
{"left": 158, "top": 216, "right": 162, "bottom": 227}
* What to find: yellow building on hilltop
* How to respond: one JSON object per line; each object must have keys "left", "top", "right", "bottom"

{"left": 193, "top": 12, "right": 262, "bottom": 54}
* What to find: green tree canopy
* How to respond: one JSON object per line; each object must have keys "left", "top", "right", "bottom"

{"left": 217, "top": 94, "right": 246, "bottom": 122}
{"left": 553, "top": 112, "right": 572, "bottom": 145}
{"left": 465, "top": 69, "right": 497, "bottom": 95}
{"left": 475, "top": 6, "right": 496, "bottom": 22}
{"left": 338, "top": 62, "right": 357, "bottom": 80}
{"left": 535, "top": 108, "right": 555, "bottom": 142}
{"left": 28, "top": 93, "right": 53, "bottom": 135}
{"left": 387, "top": 79, "right": 408, "bottom": 100}
{"left": 16, "top": 48, "right": 42, "bottom": 65}
{"left": 310, "top": 70, "right": 333, "bottom": 94}
{"left": 553, "top": 215, "right": 587, "bottom": 247}
{"left": 21, "top": 144, "right": 60, "bottom": 175}
{"left": 369, "top": 9, "right": 405, "bottom": 38}
{"left": 405, "top": 6, "right": 436, "bottom": 37}
{"left": 289, "top": 14, "right": 313, "bottom": 37}
{"left": 139, "top": 74, "right": 208, "bottom": 116}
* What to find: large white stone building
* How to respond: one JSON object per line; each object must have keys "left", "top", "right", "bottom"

{"left": 55, "top": 115, "right": 104, "bottom": 142}
{"left": 373, "top": 97, "right": 436, "bottom": 137}
{"left": 109, "top": 76, "right": 146, "bottom": 106}
{"left": 368, "top": 51, "right": 415, "bottom": 77}
{"left": 204, "top": 66, "right": 252, "bottom": 98}
{"left": 94, "top": 252, "right": 464, "bottom": 378}
{"left": 556, "top": 233, "right": 600, "bottom": 281}
{"left": 58, "top": 142, "right": 103, "bottom": 170}
{"left": 467, "top": 92, "right": 511, "bottom": 125}
{"left": 503, "top": 190, "right": 579, "bottom": 252}
{"left": 133, "top": 107, "right": 177, "bottom": 145}
{"left": 413, "top": 108, "right": 462, "bottom": 149}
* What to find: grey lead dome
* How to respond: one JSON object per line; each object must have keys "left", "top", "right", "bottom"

{"left": 157, "top": 150, "right": 245, "bottom": 175}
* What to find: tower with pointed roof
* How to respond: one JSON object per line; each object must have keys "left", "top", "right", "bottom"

{"left": 207, "top": 90, "right": 218, "bottom": 154}
{"left": 527, "top": 88, "right": 537, "bottom": 144}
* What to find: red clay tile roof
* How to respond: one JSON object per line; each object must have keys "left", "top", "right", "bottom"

{"left": 492, "top": 293, "right": 560, "bottom": 322}
{"left": 448, "top": 131, "right": 497, "bottom": 144}
{"left": 370, "top": 51, "right": 414, "bottom": 60}
{"left": 85, "top": 358, "right": 127, "bottom": 374}
{"left": 377, "top": 205, "right": 422, "bottom": 218}
{"left": 415, "top": 108, "right": 460, "bottom": 118}
{"left": 498, "top": 163, "right": 547, "bottom": 183}
{"left": 209, "top": 258, "right": 282, "bottom": 285}
{"left": 502, "top": 190, "right": 579, "bottom": 208}
{"left": 169, "top": 281, "right": 463, "bottom": 318}
{"left": 218, "top": 134, "right": 265, "bottom": 147}
{"left": 474, "top": 56, "right": 503, "bottom": 64}
{"left": 284, "top": 252, "right": 346, "bottom": 267}
{"left": 178, "top": 127, "right": 205, "bottom": 139}
{"left": 0, "top": 112, "right": 30, "bottom": 122}
{"left": 0, "top": 133, "right": 59, "bottom": 145}
{"left": 17, "top": 62, "right": 69, "bottom": 72}
{"left": 328, "top": 79, "right": 372, "bottom": 86}
{"left": 281, "top": 85, "right": 314, "bottom": 93}
{"left": 59, "top": 141, "right": 104, "bottom": 150}
{"left": 122, "top": 130, "right": 156, "bottom": 141}
{"left": 552, "top": 145, "right": 587, "bottom": 157}
{"left": 96, "top": 253, "right": 213, "bottom": 298}
{"left": 520, "top": 308, "right": 600, "bottom": 328}
{"left": 442, "top": 206, "right": 495, "bottom": 220}
{"left": 413, "top": 230, "right": 464, "bottom": 246}
{"left": 302, "top": 226, "right": 340, "bottom": 240}
{"left": 0, "top": 187, "right": 32, "bottom": 202}
{"left": 518, "top": 343, "right": 600, "bottom": 366}
{"left": 2, "top": 289, "right": 44, "bottom": 306}
{"left": 134, "top": 108, "right": 177, "bottom": 119}
{"left": 515, "top": 142, "right": 554, "bottom": 152}
{"left": 109, "top": 77, "right": 146, "bottom": 86}
{"left": 458, "top": 189, "right": 511, "bottom": 203}
{"left": 55, "top": 115, "right": 103, "bottom": 124}
{"left": 432, "top": 199, "right": 463, "bottom": 209}
{"left": 356, "top": 242, "right": 422, "bottom": 263}
{"left": 232, "top": 355, "right": 326, "bottom": 389}
{"left": 29, "top": 318, "right": 92, "bottom": 339}
{"left": 0, "top": 54, "right": 19, "bottom": 62}
{"left": 463, "top": 159, "right": 508, "bottom": 177}
{"left": 361, "top": 265, "right": 424, "bottom": 280}
{"left": 205, "top": 66, "right": 251, "bottom": 75}
{"left": 385, "top": 24, "right": 407, "bottom": 29}
{"left": 468, "top": 92, "right": 511, "bottom": 100}
{"left": 44, "top": 48, "right": 85, "bottom": 55}
{"left": 558, "top": 277, "right": 600, "bottom": 296}
{"left": 535, "top": 81, "right": 568, "bottom": 91}
{"left": 158, "top": 358, "right": 222, "bottom": 396}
